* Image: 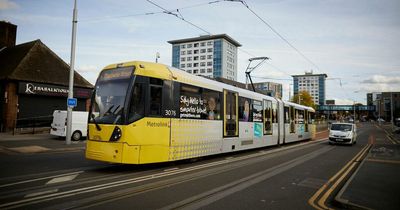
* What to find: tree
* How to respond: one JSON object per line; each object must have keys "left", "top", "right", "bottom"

{"left": 291, "top": 91, "right": 316, "bottom": 109}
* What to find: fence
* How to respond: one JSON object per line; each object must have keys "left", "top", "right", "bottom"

{"left": 13, "top": 115, "right": 53, "bottom": 135}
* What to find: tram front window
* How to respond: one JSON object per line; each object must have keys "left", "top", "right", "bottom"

{"left": 90, "top": 67, "right": 133, "bottom": 124}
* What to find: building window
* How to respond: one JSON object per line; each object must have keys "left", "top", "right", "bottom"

{"left": 187, "top": 63, "right": 192, "bottom": 67}
{"left": 207, "top": 41, "right": 212, "bottom": 46}
{"left": 200, "top": 55, "right": 206, "bottom": 60}
{"left": 181, "top": 57, "right": 186, "bottom": 62}
{"left": 200, "top": 69, "right": 205, "bottom": 73}
{"left": 201, "top": 42, "right": 206, "bottom": 47}
{"left": 193, "top": 56, "right": 199, "bottom": 61}
{"left": 207, "top": 62, "right": 212, "bottom": 66}
{"left": 181, "top": 64, "right": 185, "bottom": 68}
{"left": 187, "top": 50, "right": 192, "bottom": 55}
{"left": 181, "top": 51, "right": 186, "bottom": 55}
{"left": 200, "top": 62, "right": 206, "bottom": 67}
{"left": 181, "top": 44, "right": 186, "bottom": 49}
{"left": 187, "top": 70, "right": 192, "bottom": 73}
{"left": 207, "top": 55, "right": 212, "bottom": 59}
{"left": 194, "top": 63, "right": 199, "bottom": 67}
{"left": 207, "top": 48, "right": 213, "bottom": 52}
{"left": 187, "top": 44, "right": 192, "bottom": 48}
{"left": 187, "top": 57, "right": 192, "bottom": 61}
{"left": 194, "top": 50, "right": 199, "bottom": 54}
{"left": 193, "top": 69, "right": 198, "bottom": 74}
{"left": 194, "top": 43, "right": 199, "bottom": 47}
{"left": 207, "top": 68, "right": 212, "bottom": 73}
{"left": 200, "top": 49, "right": 206, "bottom": 53}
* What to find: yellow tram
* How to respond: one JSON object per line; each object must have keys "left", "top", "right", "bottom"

{"left": 86, "top": 61, "right": 315, "bottom": 164}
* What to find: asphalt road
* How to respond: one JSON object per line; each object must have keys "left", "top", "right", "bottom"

{"left": 0, "top": 123, "right": 378, "bottom": 210}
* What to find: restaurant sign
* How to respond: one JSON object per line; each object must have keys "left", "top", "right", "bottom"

{"left": 18, "top": 82, "right": 92, "bottom": 98}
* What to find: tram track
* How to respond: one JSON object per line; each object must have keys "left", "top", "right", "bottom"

{"left": 0, "top": 138, "right": 328, "bottom": 209}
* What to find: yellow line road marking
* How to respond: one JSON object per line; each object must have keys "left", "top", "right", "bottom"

{"left": 366, "top": 158, "right": 400, "bottom": 164}
{"left": 308, "top": 143, "right": 371, "bottom": 210}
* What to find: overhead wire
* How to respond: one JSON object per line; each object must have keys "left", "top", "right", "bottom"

{"left": 228, "top": 0, "right": 322, "bottom": 73}
{"left": 80, "top": 0, "right": 223, "bottom": 22}
{"left": 146, "top": 0, "right": 212, "bottom": 35}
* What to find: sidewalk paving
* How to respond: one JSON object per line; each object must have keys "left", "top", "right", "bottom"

{"left": 0, "top": 132, "right": 85, "bottom": 155}
{"left": 335, "top": 123, "right": 400, "bottom": 210}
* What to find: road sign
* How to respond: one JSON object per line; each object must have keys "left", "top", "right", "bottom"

{"left": 67, "top": 98, "right": 77, "bottom": 107}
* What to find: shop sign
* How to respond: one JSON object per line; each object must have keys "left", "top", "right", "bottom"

{"left": 18, "top": 82, "right": 92, "bottom": 98}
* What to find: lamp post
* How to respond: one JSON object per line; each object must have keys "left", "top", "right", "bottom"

{"left": 156, "top": 52, "right": 160, "bottom": 63}
{"left": 66, "top": 0, "right": 78, "bottom": 145}
{"left": 391, "top": 92, "right": 394, "bottom": 129}
{"left": 353, "top": 100, "right": 356, "bottom": 124}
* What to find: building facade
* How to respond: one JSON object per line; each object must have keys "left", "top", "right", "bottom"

{"left": 168, "top": 34, "right": 241, "bottom": 81}
{"left": 253, "top": 82, "right": 283, "bottom": 99}
{"left": 0, "top": 21, "right": 93, "bottom": 132}
{"left": 292, "top": 72, "right": 327, "bottom": 105}
{"left": 371, "top": 92, "right": 400, "bottom": 121}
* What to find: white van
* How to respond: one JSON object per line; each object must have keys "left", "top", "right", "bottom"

{"left": 50, "top": 110, "right": 88, "bottom": 141}
{"left": 328, "top": 123, "right": 357, "bottom": 145}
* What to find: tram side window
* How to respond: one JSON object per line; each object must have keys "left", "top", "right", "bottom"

{"left": 149, "top": 78, "right": 163, "bottom": 116}
{"left": 298, "top": 110, "right": 304, "bottom": 124}
{"left": 203, "top": 89, "right": 221, "bottom": 120}
{"left": 179, "top": 84, "right": 221, "bottom": 120}
{"left": 272, "top": 102, "right": 278, "bottom": 123}
{"left": 252, "top": 100, "right": 263, "bottom": 122}
{"left": 128, "top": 83, "right": 145, "bottom": 123}
{"left": 290, "top": 106, "right": 295, "bottom": 133}
{"left": 264, "top": 100, "right": 272, "bottom": 135}
{"left": 239, "top": 97, "right": 252, "bottom": 122}
{"left": 284, "top": 106, "right": 290, "bottom": 123}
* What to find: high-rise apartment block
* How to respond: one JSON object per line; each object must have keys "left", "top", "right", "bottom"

{"left": 168, "top": 34, "right": 241, "bottom": 81}
{"left": 292, "top": 72, "right": 327, "bottom": 105}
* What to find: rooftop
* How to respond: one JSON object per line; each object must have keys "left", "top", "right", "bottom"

{"left": 168, "top": 34, "right": 242, "bottom": 47}
{"left": 0, "top": 39, "right": 93, "bottom": 88}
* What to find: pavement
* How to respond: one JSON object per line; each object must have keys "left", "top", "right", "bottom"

{"left": 335, "top": 123, "right": 400, "bottom": 210}
{"left": 0, "top": 131, "right": 86, "bottom": 155}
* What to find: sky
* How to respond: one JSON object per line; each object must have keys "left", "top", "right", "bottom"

{"left": 1, "top": 0, "right": 399, "bottom": 105}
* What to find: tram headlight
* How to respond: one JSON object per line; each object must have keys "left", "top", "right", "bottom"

{"left": 110, "top": 126, "right": 122, "bottom": 141}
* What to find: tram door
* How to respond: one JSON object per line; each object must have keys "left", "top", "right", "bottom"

{"left": 223, "top": 90, "right": 238, "bottom": 137}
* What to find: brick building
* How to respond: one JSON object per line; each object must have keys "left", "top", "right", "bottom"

{"left": 0, "top": 21, "right": 93, "bottom": 132}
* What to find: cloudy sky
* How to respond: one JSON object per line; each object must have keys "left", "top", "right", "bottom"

{"left": 1, "top": 0, "right": 399, "bottom": 104}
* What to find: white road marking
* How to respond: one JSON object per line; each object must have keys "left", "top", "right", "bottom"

{"left": 24, "top": 189, "right": 59, "bottom": 198}
{"left": 1, "top": 139, "right": 328, "bottom": 209}
{"left": 0, "top": 171, "right": 83, "bottom": 188}
{"left": 46, "top": 174, "right": 79, "bottom": 185}
{"left": 163, "top": 167, "right": 179, "bottom": 172}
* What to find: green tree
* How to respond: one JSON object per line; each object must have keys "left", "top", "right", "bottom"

{"left": 291, "top": 91, "right": 316, "bottom": 109}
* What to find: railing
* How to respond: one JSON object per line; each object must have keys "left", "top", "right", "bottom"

{"left": 13, "top": 115, "right": 53, "bottom": 135}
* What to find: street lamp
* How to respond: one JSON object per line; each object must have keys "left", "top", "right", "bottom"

{"left": 155, "top": 52, "right": 160, "bottom": 63}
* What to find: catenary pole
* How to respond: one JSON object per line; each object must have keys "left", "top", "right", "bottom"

{"left": 66, "top": 0, "right": 78, "bottom": 145}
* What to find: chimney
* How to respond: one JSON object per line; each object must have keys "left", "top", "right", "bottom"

{"left": 0, "top": 21, "right": 17, "bottom": 48}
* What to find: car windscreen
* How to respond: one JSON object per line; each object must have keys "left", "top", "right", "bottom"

{"left": 331, "top": 124, "right": 352, "bottom": 132}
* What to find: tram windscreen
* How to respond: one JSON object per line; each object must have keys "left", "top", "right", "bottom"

{"left": 90, "top": 67, "right": 133, "bottom": 124}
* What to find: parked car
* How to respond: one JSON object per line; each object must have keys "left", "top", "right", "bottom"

{"left": 395, "top": 118, "right": 400, "bottom": 127}
{"left": 329, "top": 123, "right": 357, "bottom": 145}
{"left": 50, "top": 110, "right": 88, "bottom": 141}
{"left": 377, "top": 118, "right": 385, "bottom": 123}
